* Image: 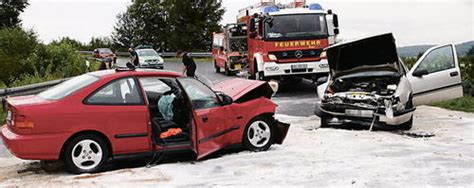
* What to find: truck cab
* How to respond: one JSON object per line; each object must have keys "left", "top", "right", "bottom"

{"left": 239, "top": 0, "right": 340, "bottom": 81}
{"left": 212, "top": 23, "right": 248, "bottom": 75}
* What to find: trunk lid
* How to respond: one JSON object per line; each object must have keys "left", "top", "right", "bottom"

{"left": 6, "top": 95, "right": 52, "bottom": 107}
{"left": 325, "top": 33, "right": 400, "bottom": 78}
{"left": 212, "top": 78, "right": 274, "bottom": 102}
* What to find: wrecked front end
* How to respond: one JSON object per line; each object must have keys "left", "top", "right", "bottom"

{"left": 227, "top": 53, "right": 247, "bottom": 72}
{"left": 320, "top": 71, "right": 415, "bottom": 127}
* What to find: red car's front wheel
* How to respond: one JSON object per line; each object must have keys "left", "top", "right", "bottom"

{"left": 243, "top": 117, "right": 274, "bottom": 151}
{"left": 63, "top": 134, "right": 109, "bottom": 174}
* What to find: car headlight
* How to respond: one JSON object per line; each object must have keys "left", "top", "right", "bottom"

{"left": 268, "top": 54, "right": 277, "bottom": 61}
{"left": 320, "top": 51, "right": 327, "bottom": 59}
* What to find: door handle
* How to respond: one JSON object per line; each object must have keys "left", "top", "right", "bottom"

{"left": 450, "top": 71, "right": 459, "bottom": 77}
{"left": 202, "top": 115, "right": 208, "bottom": 123}
{"left": 236, "top": 116, "right": 243, "bottom": 119}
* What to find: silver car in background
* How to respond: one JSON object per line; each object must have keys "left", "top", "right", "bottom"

{"left": 136, "top": 48, "right": 165, "bottom": 69}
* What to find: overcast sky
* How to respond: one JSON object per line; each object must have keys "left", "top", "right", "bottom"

{"left": 21, "top": 0, "right": 473, "bottom": 46}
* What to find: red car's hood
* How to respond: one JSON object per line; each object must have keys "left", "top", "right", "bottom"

{"left": 6, "top": 95, "right": 52, "bottom": 107}
{"left": 212, "top": 78, "right": 274, "bottom": 101}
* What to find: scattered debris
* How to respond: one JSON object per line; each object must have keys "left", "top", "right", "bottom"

{"left": 394, "top": 130, "right": 435, "bottom": 138}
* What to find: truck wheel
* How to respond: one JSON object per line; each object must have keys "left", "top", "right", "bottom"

{"left": 214, "top": 62, "right": 220, "bottom": 73}
{"left": 63, "top": 134, "right": 109, "bottom": 174}
{"left": 243, "top": 117, "right": 274, "bottom": 151}
{"left": 320, "top": 117, "right": 330, "bottom": 128}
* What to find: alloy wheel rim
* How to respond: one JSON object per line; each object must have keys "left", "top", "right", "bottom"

{"left": 247, "top": 120, "right": 271, "bottom": 147}
{"left": 71, "top": 139, "right": 103, "bottom": 170}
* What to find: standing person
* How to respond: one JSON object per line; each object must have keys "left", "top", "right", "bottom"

{"left": 129, "top": 47, "right": 139, "bottom": 66}
{"left": 177, "top": 50, "right": 196, "bottom": 77}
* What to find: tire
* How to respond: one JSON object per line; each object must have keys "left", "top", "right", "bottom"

{"left": 399, "top": 116, "right": 413, "bottom": 130}
{"left": 243, "top": 117, "right": 274, "bottom": 151}
{"left": 63, "top": 134, "right": 109, "bottom": 174}
{"left": 255, "top": 71, "right": 265, "bottom": 81}
{"left": 224, "top": 64, "right": 231, "bottom": 76}
{"left": 399, "top": 97, "right": 414, "bottom": 130}
{"left": 214, "top": 61, "right": 220, "bottom": 73}
{"left": 320, "top": 117, "right": 330, "bottom": 128}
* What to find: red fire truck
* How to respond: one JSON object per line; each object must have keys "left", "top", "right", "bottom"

{"left": 212, "top": 0, "right": 339, "bottom": 81}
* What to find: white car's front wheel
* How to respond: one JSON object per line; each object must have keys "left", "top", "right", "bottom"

{"left": 243, "top": 117, "right": 274, "bottom": 151}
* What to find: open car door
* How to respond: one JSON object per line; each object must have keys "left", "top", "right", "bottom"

{"left": 407, "top": 44, "right": 463, "bottom": 106}
{"left": 177, "top": 77, "right": 236, "bottom": 159}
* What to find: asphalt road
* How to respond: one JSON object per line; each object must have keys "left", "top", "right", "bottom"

{"left": 116, "top": 58, "right": 320, "bottom": 117}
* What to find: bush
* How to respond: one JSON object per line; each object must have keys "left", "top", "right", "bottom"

{"left": 0, "top": 27, "right": 38, "bottom": 86}
{"left": 11, "top": 42, "right": 88, "bottom": 86}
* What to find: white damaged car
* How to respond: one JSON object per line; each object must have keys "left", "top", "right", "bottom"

{"left": 315, "top": 33, "right": 463, "bottom": 130}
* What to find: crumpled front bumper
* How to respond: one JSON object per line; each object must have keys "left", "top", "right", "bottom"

{"left": 273, "top": 119, "right": 290, "bottom": 144}
{"left": 319, "top": 104, "right": 415, "bottom": 126}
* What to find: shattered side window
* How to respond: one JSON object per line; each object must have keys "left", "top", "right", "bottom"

{"left": 178, "top": 78, "right": 220, "bottom": 110}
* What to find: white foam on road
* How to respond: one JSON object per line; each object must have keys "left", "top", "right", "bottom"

{"left": 0, "top": 106, "right": 473, "bottom": 187}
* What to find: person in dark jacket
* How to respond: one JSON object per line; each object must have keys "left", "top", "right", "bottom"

{"left": 177, "top": 50, "right": 196, "bottom": 77}
{"left": 129, "top": 47, "right": 139, "bottom": 66}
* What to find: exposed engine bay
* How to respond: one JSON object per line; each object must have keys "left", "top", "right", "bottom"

{"left": 322, "top": 71, "right": 404, "bottom": 117}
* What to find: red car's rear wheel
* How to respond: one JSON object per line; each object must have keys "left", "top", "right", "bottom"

{"left": 63, "top": 134, "right": 109, "bottom": 174}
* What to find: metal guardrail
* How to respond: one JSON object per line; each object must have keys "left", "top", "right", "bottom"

{"left": 0, "top": 78, "right": 69, "bottom": 110}
{"left": 78, "top": 51, "right": 212, "bottom": 58}
{"left": 0, "top": 78, "right": 68, "bottom": 98}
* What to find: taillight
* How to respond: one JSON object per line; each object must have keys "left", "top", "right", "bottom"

{"left": 13, "top": 114, "right": 34, "bottom": 129}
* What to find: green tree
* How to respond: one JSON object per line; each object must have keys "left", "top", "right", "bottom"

{"left": 0, "top": 0, "right": 29, "bottom": 29}
{"left": 86, "top": 36, "right": 115, "bottom": 51}
{"left": 164, "top": 0, "right": 225, "bottom": 51}
{"left": 50, "top": 37, "right": 85, "bottom": 50}
{"left": 0, "top": 27, "right": 38, "bottom": 86}
{"left": 113, "top": 0, "right": 224, "bottom": 51}
{"left": 112, "top": 11, "right": 139, "bottom": 49}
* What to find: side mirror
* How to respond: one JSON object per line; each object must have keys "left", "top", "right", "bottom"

{"left": 217, "top": 92, "right": 233, "bottom": 105}
{"left": 412, "top": 68, "right": 429, "bottom": 77}
{"left": 317, "top": 76, "right": 328, "bottom": 85}
{"left": 333, "top": 14, "right": 339, "bottom": 28}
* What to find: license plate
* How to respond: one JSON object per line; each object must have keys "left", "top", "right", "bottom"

{"left": 345, "top": 109, "right": 373, "bottom": 118}
{"left": 234, "top": 64, "right": 241, "bottom": 70}
{"left": 291, "top": 64, "right": 307, "bottom": 70}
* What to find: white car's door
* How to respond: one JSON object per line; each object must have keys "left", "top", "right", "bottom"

{"left": 407, "top": 44, "right": 463, "bottom": 106}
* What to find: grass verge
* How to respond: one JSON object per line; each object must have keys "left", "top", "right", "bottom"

{"left": 431, "top": 96, "right": 474, "bottom": 113}
{"left": 0, "top": 108, "right": 5, "bottom": 125}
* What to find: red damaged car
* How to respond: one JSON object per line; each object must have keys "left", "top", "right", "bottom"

{"left": 1, "top": 68, "right": 289, "bottom": 174}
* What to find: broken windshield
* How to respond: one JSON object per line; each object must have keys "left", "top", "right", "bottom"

{"left": 265, "top": 14, "right": 328, "bottom": 40}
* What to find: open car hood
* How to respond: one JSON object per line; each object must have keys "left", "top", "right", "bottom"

{"left": 326, "top": 33, "right": 400, "bottom": 78}
{"left": 212, "top": 78, "right": 274, "bottom": 103}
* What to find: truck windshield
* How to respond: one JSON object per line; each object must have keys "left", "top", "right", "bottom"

{"left": 265, "top": 14, "right": 328, "bottom": 40}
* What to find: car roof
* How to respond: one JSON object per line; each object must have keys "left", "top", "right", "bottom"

{"left": 87, "top": 69, "right": 182, "bottom": 79}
